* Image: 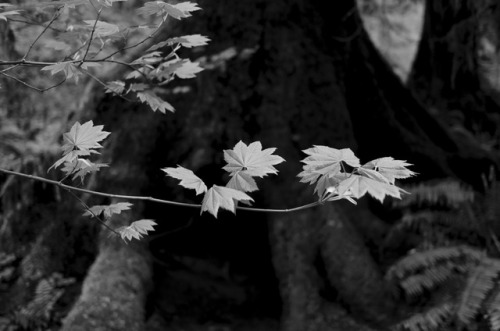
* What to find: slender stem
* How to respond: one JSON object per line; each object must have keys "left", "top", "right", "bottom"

{"left": 80, "top": 7, "right": 103, "bottom": 64}
{"left": 66, "top": 189, "right": 119, "bottom": 235}
{"left": 23, "top": 8, "right": 62, "bottom": 60}
{"left": 0, "top": 167, "right": 325, "bottom": 214}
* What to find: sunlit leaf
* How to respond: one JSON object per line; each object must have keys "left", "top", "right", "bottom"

{"left": 117, "top": 219, "right": 157, "bottom": 242}
{"left": 62, "top": 158, "right": 108, "bottom": 183}
{"left": 335, "top": 174, "right": 406, "bottom": 202}
{"left": 173, "top": 60, "right": 203, "bottom": 78}
{"left": 83, "top": 202, "right": 133, "bottom": 219}
{"left": 138, "top": 1, "right": 201, "bottom": 20}
{"left": 162, "top": 165, "right": 207, "bottom": 195}
{"left": 299, "top": 146, "right": 360, "bottom": 181}
{"left": 201, "top": 185, "right": 253, "bottom": 217}
{"left": 362, "top": 157, "right": 416, "bottom": 184}
{"left": 61, "top": 120, "right": 110, "bottom": 156}
{"left": 146, "top": 34, "right": 210, "bottom": 51}
{"left": 105, "top": 80, "right": 126, "bottom": 95}
{"left": 136, "top": 90, "right": 175, "bottom": 113}
{"left": 226, "top": 171, "right": 258, "bottom": 193}
{"left": 223, "top": 141, "right": 285, "bottom": 178}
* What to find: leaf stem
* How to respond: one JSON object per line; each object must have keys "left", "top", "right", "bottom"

{"left": 0, "top": 167, "right": 325, "bottom": 214}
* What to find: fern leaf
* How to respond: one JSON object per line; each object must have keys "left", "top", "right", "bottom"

{"left": 488, "top": 288, "right": 500, "bottom": 331}
{"left": 394, "top": 302, "right": 453, "bottom": 331}
{"left": 457, "top": 257, "right": 500, "bottom": 325}
{"left": 400, "top": 264, "right": 455, "bottom": 297}
{"left": 387, "top": 246, "right": 483, "bottom": 279}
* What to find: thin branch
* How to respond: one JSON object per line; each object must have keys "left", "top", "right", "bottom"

{"left": 0, "top": 71, "right": 66, "bottom": 92}
{"left": 80, "top": 7, "right": 103, "bottom": 64}
{"left": 65, "top": 189, "right": 119, "bottom": 235}
{"left": 0, "top": 167, "right": 324, "bottom": 214}
{"left": 23, "top": 8, "right": 62, "bottom": 60}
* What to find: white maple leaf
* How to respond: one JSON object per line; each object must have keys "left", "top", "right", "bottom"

{"left": 335, "top": 174, "right": 406, "bottom": 202}
{"left": 362, "top": 157, "right": 416, "bottom": 184}
{"left": 201, "top": 185, "right": 253, "bottom": 217}
{"left": 61, "top": 158, "right": 108, "bottom": 182}
{"left": 147, "top": 35, "right": 210, "bottom": 51}
{"left": 226, "top": 171, "right": 258, "bottom": 193}
{"left": 83, "top": 202, "right": 133, "bottom": 219}
{"left": 223, "top": 141, "right": 285, "bottom": 178}
{"left": 138, "top": 1, "right": 201, "bottom": 20}
{"left": 118, "top": 219, "right": 157, "bottom": 242}
{"left": 298, "top": 146, "right": 360, "bottom": 182}
{"left": 136, "top": 90, "right": 175, "bottom": 113}
{"left": 49, "top": 121, "right": 110, "bottom": 171}
{"left": 61, "top": 121, "right": 110, "bottom": 156}
{"left": 173, "top": 60, "right": 204, "bottom": 79}
{"left": 162, "top": 165, "right": 207, "bottom": 195}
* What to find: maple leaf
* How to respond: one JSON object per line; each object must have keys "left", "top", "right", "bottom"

{"left": 48, "top": 149, "right": 90, "bottom": 172}
{"left": 131, "top": 52, "right": 163, "bottom": 65}
{"left": 173, "top": 60, "right": 204, "bottom": 79}
{"left": 201, "top": 185, "right": 253, "bottom": 217}
{"left": 105, "top": 80, "right": 126, "bottom": 95}
{"left": 61, "top": 121, "right": 110, "bottom": 156}
{"left": 362, "top": 157, "right": 416, "bottom": 184}
{"left": 335, "top": 174, "right": 406, "bottom": 203}
{"left": 83, "top": 202, "right": 133, "bottom": 219}
{"left": 147, "top": 35, "right": 210, "bottom": 51}
{"left": 162, "top": 166, "right": 207, "bottom": 195}
{"left": 61, "top": 159, "right": 108, "bottom": 182}
{"left": 298, "top": 146, "right": 360, "bottom": 184}
{"left": 226, "top": 171, "right": 258, "bottom": 193}
{"left": 117, "top": 219, "right": 157, "bottom": 242}
{"left": 223, "top": 141, "right": 285, "bottom": 178}
{"left": 41, "top": 62, "right": 83, "bottom": 82}
{"left": 138, "top": 1, "right": 201, "bottom": 20}
{"left": 136, "top": 90, "right": 175, "bottom": 113}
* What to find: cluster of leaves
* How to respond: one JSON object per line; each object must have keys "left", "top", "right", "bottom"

{"left": 47, "top": 120, "right": 414, "bottom": 242}
{"left": 0, "top": 0, "right": 209, "bottom": 112}
{"left": 164, "top": 143, "right": 414, "bottom": 216}
{"left": 163, "top": 141, "right": 285, "bottom": 217}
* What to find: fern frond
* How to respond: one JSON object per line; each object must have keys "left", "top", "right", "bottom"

{"left": 393, "top": 302, "right": 454, "bottom": 331}
{"left": 400, "top": 264, "right": 455, "bottom": 297}
{"left": 457, "top": 257, "right": 500, "bottom": 326}
{"left": 393, "top": 179, "right": 474, "bottom": 209}
{"left": 387, "top": 246, "right": 483, "bottom": 279}
{"left": 488, "top": 288, "right": 500, "bottom": 331}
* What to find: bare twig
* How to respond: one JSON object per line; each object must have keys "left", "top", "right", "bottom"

{"left": 80, "top": 7, "right": 103, "bottom": 64}
{"left": 23, "top": 8, "right": 63, "bottom": 60}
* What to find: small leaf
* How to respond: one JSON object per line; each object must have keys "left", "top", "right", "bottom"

{"left": 336, "top": 174, "right": 406, "bottom": 202}
{"left": 223, "top": 141, "right": 285, "bottom": 178}
{"left": 61, "top": 120, "right": 110, "bottom": 156}
{"left": 299, "top": 146, "right": 360, "bottom": 180}
{"left": 226, "top": 171, "right": 258, "bottom": 193}
{"left": 136, "top": 90, "right": 175, "bottom": 113}
{"left": 147, "top": 34, "right": 210, "bottom": 51}
{"left": 41, "top": 62, "right": 83, "bottom": 82}
{"left": 118, "top": 219, "right": 157, "bottom": 242}
{"left": 363, "top": 157, "right": 416, "bottom": 184}
{"left": 201, "top": 185, "right": 253, "bottom": 217}
{"left": 174, "top": 60, "right": 204, "bottom": 78}
{"left": 138, "top": 1, "right": 201, "bottom": 20}
{"left": 61, "top": 158, "right": 108, "bottom": 182}
{"left": 83, "top": 20, "right": 120, "bottom": 37}
{"left": 83, "top": 202, "right": 133, "bottom": 219}
{"left": 162, "top": 165, "right": 207, "bottom": 195}
{"left": 105, "top": 80, "right": 126, "bottom": 95}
